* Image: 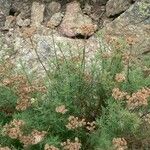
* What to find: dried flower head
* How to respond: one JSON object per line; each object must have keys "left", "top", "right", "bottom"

{"left": 126, "top": 87, "right": 150, "bottom": 110}
{"left": 79, "top": 24, "right": 97, "bottom": 36}
{"left": 31, "top": 130, "right": 47, "bottom": 144}
{"left": 105, "top": 36, "right": 118, "bottom": 44}
{"left": 112, "top": 88, "right": 127, "bottom": 100}
{"left": 122, "top": 51, "right": 134, "bottom": 66}
{"left": 142, "top": 113, "right": 150, "bottom": 124}
{"left": 115, "top": 73, "right": 126, "bottom": 83}
{"left": 44, "top": 144, "right": 59, "bottom": 150}
{"left": 112, "top": 138, "right": 128, "bottom": 150}
{"left": 3, "top": 119, "right": 25, "bottom": 139}
{"left": 55, "top": 105, "right": 68, "bottom": 114}
{"left": 16, "top": 97, "right": 31, "bottom": 111}
{"left": 2, "top": 78, "right": 13, "bottom": 86}
{"left": 19, "top": 135, "right": 33, "bottom": 147}
{"left": 61, "top": 137, "right": 82, "bottom": 150}
{"left": 2, "top": 74, "right": 47, "bottom": 111}
{"left": 126, "top": 37, "right": 137, "bottom": 45}
{"left": 0, "top": 59, "right": 14, "bottom": 78}
{"left": 21, "top": 27, "right": 36, "bottom": 38}
{"left": 66, "top": 116, "right": 86, "bottom": 130}
{"left": 19, "top": 129, "right": 47, "bottom": 147}
{"left": 86, "top": 121, "right": 96, "bottom": 132}
{"left": 101, "top": 51, "right": 112, "bottom": 59}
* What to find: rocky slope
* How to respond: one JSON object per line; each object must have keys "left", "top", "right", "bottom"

{"left": 0, "top": 0, "right": 149, "bottom": 74}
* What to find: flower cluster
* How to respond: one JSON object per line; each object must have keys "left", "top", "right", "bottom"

{"left": 2, "top": 119, "right": 46, "bottom": 148}
{"left": 122, "top": 52, "right": 134, "bottom": 66}
{"left": 105, "top": 36, "right": 118, "bottom": 44}
{"left": 2, "top": 75, "right": 47, "bottom": 111}
{"left": 66, "top": 116, "right": 96, "bottom": 132}
{"left": 126, "top": 37, "right": 137, "bottom": 46}
{"left": 44, "top": 144, "right": 59, "bottom": 150}
{"left": 143, "top": 66, "right": 150, "bottom": 77}
{"left": 112, "top": 88, "right": 127, "bottom": 100}
{"left": 19, "top": 130, "right": 47, "bottom": 147}
{"left": 115, "top": 73, "right": 126, "bottom": 83}
{"left": 66, "top": 116, "right": 86, "bottom": 130}
{"left": 142, "top": 113, "right": 150, "bottom": 124}
{"left": 61, "top": 137, "right": 82, "bottom": 150}
{"left": 55, "top": 105, "right": 68, "bottom": 114}
{"left": 21, "top": 26, "right": 36, "bottom": 38}
{"left": 126, "top": 87, "right": 150, "bottom": 109}
{"left": 3, "top": 119, "right": 25, "bottom": 139}
{"left": 112, "top": 138, "right": 128, "bottom": 150}
{"left": 86, "top": 121, "right": 96, "bottom": 132}
{"left": 79, "top": 24, "right": 97, "bottom": 37}
{"left": 0, "top": 60, "right": 14, "bottom": 78}
{"left": 101, "top": 51, "right": 112, "bottom": 59}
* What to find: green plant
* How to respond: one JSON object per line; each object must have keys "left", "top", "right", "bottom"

{"left": 0, "top": 35, "right": 150, "bottom": 150}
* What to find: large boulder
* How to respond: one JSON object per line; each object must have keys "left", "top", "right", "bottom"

{"left": 13, "top": 31, "right": 99, "bottom": 74}
{"left": 106, "top": 0, "right": 131, "bottom": 17}
{"left": 0, "top": 25, "right": 100, "bottom": 75}
{"left": 103, "top": 0, "right": 150, "bottom": 54}
{"left": 59, "top": 1, "right": 97, "bottom": 37}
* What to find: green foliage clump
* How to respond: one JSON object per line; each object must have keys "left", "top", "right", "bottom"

{"left": 0, "top": 37, "right": 150, "bottom": 150}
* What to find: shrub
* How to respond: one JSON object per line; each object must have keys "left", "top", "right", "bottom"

{"left": 0, "top": 36, "right": 150, "bottom": 150}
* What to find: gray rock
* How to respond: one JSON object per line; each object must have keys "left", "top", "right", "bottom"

{"left": 16, "top": 13, "right": 30, "bottom": 27}
{"left": 31, "top": 2, "right": 45, "bottom": 27}
{"left": 90, "top": 5, "right": 106, "bottom": 21}
{"left": 47, "top": 12, "right": 63, "bottom": 28}
{"left": 4, "top": 15, "right": 16, "bottom": 29}
{"left": 45, "top": 1, "right": 61, "bottom": 21}
{"left": 0, "top": 11, "right": 6, "bottom": 27}
{"left": 0, "top": 0, "right": 11, "bottom": 27}
{"left": 83, "top": 3, "right": 92, "bottom": 15}
{"left": 11, "top": 0, "right": 32, "bottom": 18}
{"left": 0, "top": 0, "right": 11, "bottom": 15}
{"left": 83, "top": 2, "right": 106, "bottom": 21}
{"left": 106, "top": 0, "right": 131, "bottom": 17}
{"left": 103, "top": 0, "right": 150, "bottom": 54}
{"left": 0, "top": 28, "right": 15, "bottom": 60}
{"left": 47, "top": 1, "right": 61, "bottom": 14}
{"left": 59, "top": 1, "right": 97, "bottom": 37}
{"left": 13, "top": 29, "right": 100, "bottom": 75}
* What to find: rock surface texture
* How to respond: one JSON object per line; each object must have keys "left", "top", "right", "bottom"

{"left": 106, "top": 0, "right": 131, "bottom": 17}
{"left": 0, "top": 0, "right": 11, "bottom": 15}
{"left": 103, "top": 0, "right": 150, "bottom": 54}
{"left": 31, "top": 2, "right": 45, "bottom": 27}
{"left": 13, "top": 31, "right": 99, "bottom": 74}
{"left": 11, "top": 0, "right": 32, "bottom": 18}
{"left": 59, "top": 1, "right": 97, "bottom": 37}
{"left": 0, "top": 0, "right": 149, "bottom": 74}
{"left": 0, "top": 0, "right": 11, "bottom": 27}
{"left": 47, "top": 12, "right": 63, "bottom": 28}
{"left": 47, "top": 1, "right": 61, "bottom": 15}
